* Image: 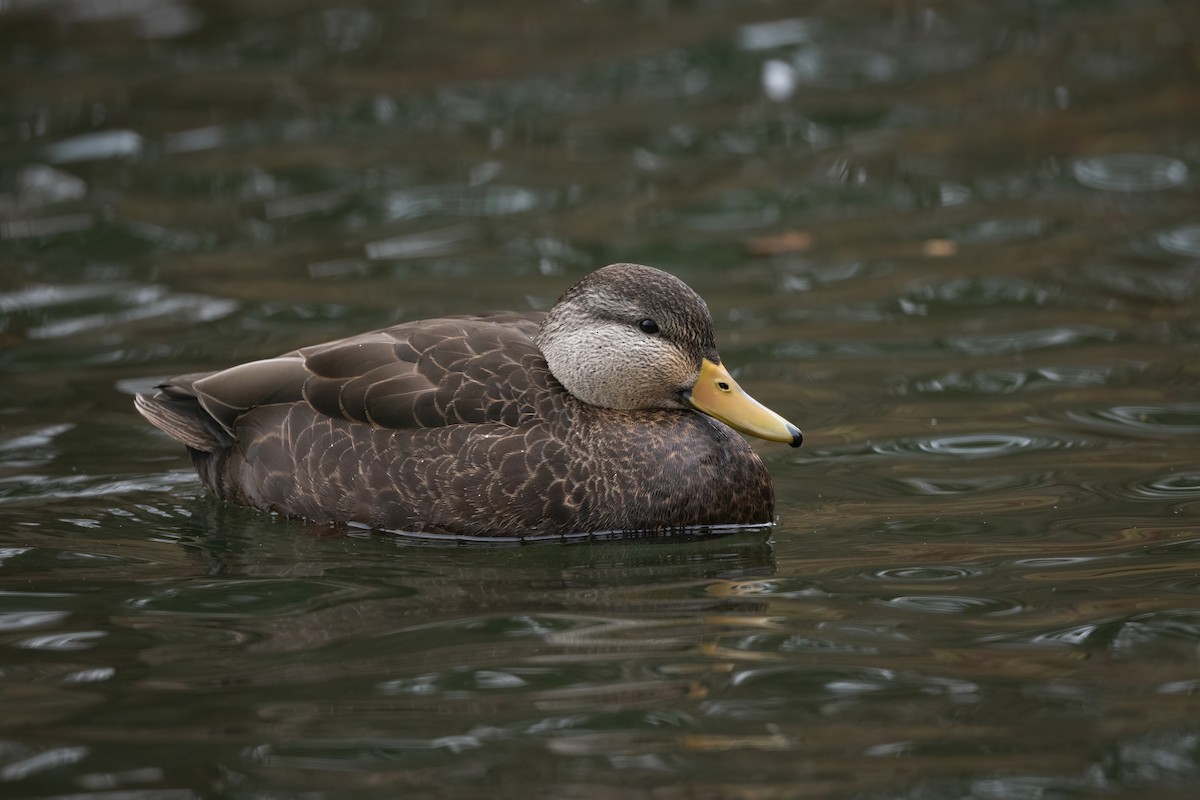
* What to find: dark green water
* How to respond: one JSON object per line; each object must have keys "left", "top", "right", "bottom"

{"left": 3, "top": 1, "right": 1200, "bottom": 797}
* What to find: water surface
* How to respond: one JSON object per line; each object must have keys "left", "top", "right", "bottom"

{"left": 2, "top": 1, "right": 1199, "bottom": 798}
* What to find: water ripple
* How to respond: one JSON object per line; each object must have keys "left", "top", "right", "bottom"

{"left": 1049, "top": 403, "right": 1200, "bottom": 439}
{"left": 1079, "top": 262, "right": 1200, "bottom": 303}
{"left": 718, "top": 632, "right": 875, "bottom": 656}
{"left": 738, "top": 19, "right": 818, "bottom": 51}
{"left": 0, "top": 213, "right": 96, "bottom": 240}
{"left": 865, "top": 566, "right": 979, "bottom": 582}
{"left": 381, "top": 184, "right": 548, "bottom": 221}
{"left": 874, "top": 594, "right": 1024, "bottom": 616}
{"left": 44, "top": 130, "right": 144, "bottom": 163}
{"left": 1141, "top": 538, "right": 1200, "bottom": 562}
{"left": 0, "top": 284, "right": 122, "bottom": 314}
{"left": 1017, "top": 610, "right": 1200, "bottom": 661}
{"left": 0, "top": 610, "right": 69, "bottom": 632}
{"left": 897, "top": 276, "right": 1067, "bottom": 316}
{"left": 2, "top": 281, "right": 237, "bottom": 344}
{"left": 945, "top": 218, "right": 1055, "bottom": 246}
{"left": 879, "top": 519, "right": 995, "bottom": 538}
{"left": 945, "top": 325, "right": 1117, "bottom": 356}
{"left": 894, "top": 471, "right": 1055, "bottom": 496}
{"left": 791, "top": 45, "right": 899, "bottom": 88}
{"left": 872, "top": 432, "right": 1080, "bottom": 459}
{"left": 0, "top": 471, "right": 200, "bottom": 505}
{"left": 27, "top": 290, "right": 238, "bottom": 340}
{"left": 1111, "top": 728, "right": 1200, "bottom": 785}
{"left": 0, "top": 746, "right": 89, "bottom": 782}
{"left": 1102, "top": 471, "right": 1200, "bottom": 503}
{"left": 1158, "top": 223, "right": 1200, "bottom": 257}
{"left": 0, "top": 424, "right": 75, "bottom": 471}
{"left": 0, "top": 423, "right": 74, "bottom": 454}
{"left": 16, "top": 631, "right": 106, "bottom": 651}
{"left": 1111, "top": 610, "right": 1200, "bottom": 658}
{"left": 130, "top": 578, "right": 364, "bottom": 617}
{"left": 1072, "top": 153, "right": 1189, "bottom": 191}
{"left": 896, "top": 366, "right": 1113, "bottom": 396}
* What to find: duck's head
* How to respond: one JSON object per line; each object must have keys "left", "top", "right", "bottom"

{"left": 536, "top": 263, "right": 802, "bottom": 447}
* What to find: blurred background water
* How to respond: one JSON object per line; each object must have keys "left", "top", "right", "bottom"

{"left": 2, "top": 1, "right": 1200, "bottom": 798}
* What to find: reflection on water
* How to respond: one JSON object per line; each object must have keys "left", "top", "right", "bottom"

{"left": 3, "top": 0, "right": 1200, "bottom": 797}
{"left": 1072, "top": 153, "right": 1189, "bottom": 192}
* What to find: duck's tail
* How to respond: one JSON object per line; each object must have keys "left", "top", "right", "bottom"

{"left": 134, "top": 388, "right": 233, "bottom": 453}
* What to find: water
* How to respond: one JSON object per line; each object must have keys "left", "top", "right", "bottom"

{"left": 2, "top": 1, "right": 1199, "bottom": 797}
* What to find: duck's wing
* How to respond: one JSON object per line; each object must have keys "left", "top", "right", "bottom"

{"left": 137, "top": 312, "right": 552, "bottom": 451}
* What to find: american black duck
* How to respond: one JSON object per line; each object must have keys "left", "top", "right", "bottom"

{"left": 135, "top": 263, "right": 802, "bottom": 538}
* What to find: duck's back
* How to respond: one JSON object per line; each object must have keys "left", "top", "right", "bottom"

{"left": 136, "top": 311, "right": 774, "bottom": 536}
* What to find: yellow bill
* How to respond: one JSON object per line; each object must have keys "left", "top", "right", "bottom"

{"left": 684, "top": 358, "right": 802, "bottom": 447}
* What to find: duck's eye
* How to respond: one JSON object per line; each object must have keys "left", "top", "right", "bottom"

{"left": 638, "top": 318, "right": 660, "bottom": 335}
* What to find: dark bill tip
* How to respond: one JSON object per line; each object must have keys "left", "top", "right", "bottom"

{"left": 787, "top": 424, "right": 803, "bottom": 448}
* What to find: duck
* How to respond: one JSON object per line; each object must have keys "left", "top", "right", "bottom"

{"left": 135, "top": 263, "right": 802, "bottom": 538}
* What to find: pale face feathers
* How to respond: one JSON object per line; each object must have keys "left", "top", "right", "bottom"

{"left": 535, "top": 264, "right": 716, "bottom": 411}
